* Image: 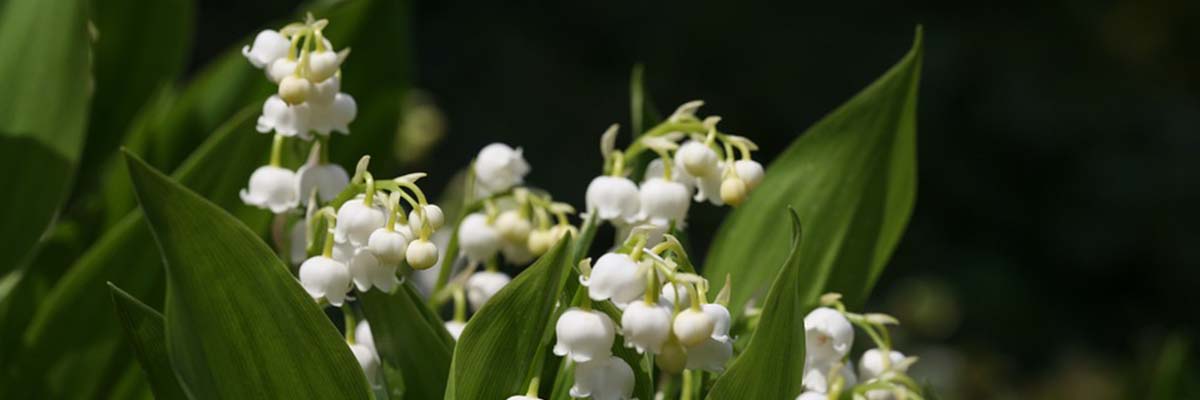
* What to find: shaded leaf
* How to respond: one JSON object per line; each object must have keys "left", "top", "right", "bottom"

{"left": 125, "top": 151, "right": 370, "bottom": 398}
{"left": 108, "top": 282, "right": 187, "bottom": 400}
{"left": 360, "top": 282, "right": 454, "bottom": 399}
{"left": 706, "top": 209, "right": 806, "bottom": 399}
{"left": 703, "top": 28, "right": 923, "bottom": 310}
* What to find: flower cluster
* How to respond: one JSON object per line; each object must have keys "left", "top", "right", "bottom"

{"left": 586, "top": 101, "right": 765, "bottom": 245}
{"left": 796, "top": 294, "right": 921, "bottom": 400}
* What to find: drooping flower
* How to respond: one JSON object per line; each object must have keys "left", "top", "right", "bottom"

{"left": 466, "top": 271, "right": 510, "bottom": 311}
{"left": 859, "top": 348, "right": 908, "bottom": 380}
{"left": 500, "top": 240, "right": 535, "bottom": 265}
{"left": 802, "top": 358, "right": 858, "bottom": 393}
{"left": 240, "top": 165, "right": 300, "bottom": 213}
{"left": 278, "top": 75, "right": 312, "bottom": 104}
{"left": 583, "top": 253, "right": 644, "bottom": 305}
{"left": 296, "top": 162, "right": 349, "bottom": 204}
{"left": 620, "top": 300, "right": 672, "bottom": 354}
{"left": 458, "top": 213, "right": 501, "bottom": 262}
{"left": 553, "top": 307, "right": 615, "bottom": 363}
{"left": 307, "top": 48, "right": 343, "bottom": 83}
{"left": 308, "top": 93, "right": 357, "bottom": 136}
{"left": 655, "top": 335, "right": 688, "bottom": 374}
{"left": 684, "top": 336, "right": 733, "bottom": 372}
{"left": 659, "top": 282, "right": 692, "bottom": 310}
{"left": 586, "top": 176, "right": 640, "bottom": 223}
{"left": 676, "top": 140, "right": 720, "bottom": 178}
{"left": 242, "top": 30, "right": 291, "bottom": 68}
{"left": 570, "top": 355, "right": 635, "bottom": 400}
{"left": 644, "top": 158, "right": 696, "bottom": 190}
{"left": 349, "top": 342, "right": 380, "bottom": 385}
{"left": 367, "top": 227, "right": 411, "bottom": 265}
{"left": 298, "top": 255, "right": 351, "bottom": 306}
{"left": 720, "top": 175, "right": 749, "bottom": 206}
{"left": 355, "top": 320, "right": 375, "bottom": 351}
{"left": 335, "top": 197, "right": 387, "bottom": 246}
{"left": 494, "top": 210, "right": 532, "bottom": 243}
{"left": 444, "top": 320, "right": 466, "bottom": 340}
{"left": 473, "top": 143, "right": 530, "bottom": 195}
{"left": 804, "top": 307, "right": 854, "bottom": 362}
{"left": 408, "top": 204, "right": 445, "bottom": 233}
{"left": 267, "top": 58, "right": 297, "bottom": 83}
{"left": 734, "top": 159, "right": 765, "bottom": 190}
{"left": 691, "top": 161, "right": 726, "bottom": 205}
{"left": 256, "top": 95, "right": 311, "bottom": 138}
{"left": 406, "top": 239, "right": 439, "bottom": 270}
{"left": 673, "top": 307, "right": 716, "bottom": 347}
{"left": 638, "top": 177, "right": 690, "bottom": 224}
{"left": 702, "top": 303, "right": 732, "bottom": 342}
{"left": 347, "top": 248, "right": 399, "bottom": 293}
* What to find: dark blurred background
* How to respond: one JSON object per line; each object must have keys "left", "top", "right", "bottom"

{"left": 195, "top": 1, "right": 1200, "bottom": 398}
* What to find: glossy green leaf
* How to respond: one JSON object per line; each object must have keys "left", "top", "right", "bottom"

{"left": 707, "top": 209, "right": 806, "bottom": 399}
{"left": 108, "top": 283, "right": 187, "bottom": 400}
{"left": 125, "top": 151, "right": 370, "bottom": 398}
{"left": 446, "top": 237, "right": 573, "bottom": 399}
{"left": 703, "top": 27, "right": 923, "bottom": 311}
{"left": 0, "top": 0, "right": 92, "bottom": 273}
{"left": 360, "top": 282, "right": 455, "bottom": 399}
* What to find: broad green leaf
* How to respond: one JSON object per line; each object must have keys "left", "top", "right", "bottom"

{"left": 0, "top": 0, "right": 92, "bottom": 273}
{"left": 108, "top": 283, "right": 187, "bottom": 400}
{"left": 446, "top": 237, "right": 573, "bottom": 399}
{"left": 707, "top": 209, "right": 806, "bottom": 399}
{"left": 125, "top": 152, "right": 371, "bottom": 398}
{"left": 703, "top": 28, "right": 923, "bottom": 310}
{"left": 360, "top": 282, "right": 455, "bottom": 399}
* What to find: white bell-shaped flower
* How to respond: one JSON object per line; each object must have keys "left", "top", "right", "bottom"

{"left": 494, "top": 210, "right": 532, "bottom": 243}
{"left": 570, "top": 355, "right": 635, "bottom": 400}
{"left": 803, "top": 358, "right": 857, "bottom": 393}
{"left": 349, "top": 343, "right": 380, "bottom": 385}
{"left": 655, "top": 336, "right": 688, "bottom": 374}
{"left": 720, "top": 176, "right": 749, "bottom": 206}
{"left": 673, "top": 308, "right": 715, "bottom": 347}
{"left": 408, "top": 204, "right": 445, "bottom": 233}
{"left": 552, "top": 307, "right": 615, "bottom": 363}
{"left": 645, "top": 158, "right": 696, "bottom": 189}
{"left": 734, "top": 159, "right": 765, "bottom": 190}
{"left": 702, "top": 303, "right": 732, "bottom": 342}
{"left": 367, "top": 227, "right": 411, "bottom": 265}
{"left": 796, "top": 392, "right": 827, "bottom": 400}
{"left": 458, "top": 213, "right": 502, "bottom": 262}
{"left": 858, "top": 348, "right": 908, "bottom": 380}
{"left": 804, "top": 307, "right": 854, "bottom": 362}
{"left": 278, "top": 75, "right": 312, "bottom": 104}
{"left": 355, "top": 320, "right": 375, "bottom": 351}
{"left": 685, "top": 336, "right": 733, "bottom": 372}
{"left": 501, "top": 240, "right": 536, "bottom": 265}
{"left": 586, "top": 176, "right": 640, "bottom": 223}
{"left": 267, "top": 58, "right": 297, "bottom": 83}
{"left": 620, "top": 300, "right": 672, "bottom": 354}
{"left": 348, "top": 248, "right": 399, "bottom": 293}
{"left": 308, "top": 93, "right": 356, "bottom": 136}
{"left": 242, "top": 30, "right": 291, "bottom": 68}
{"left": 527, "top": 228, "right": 557, "bottom": 256}
{"left": 296, "top": 162, "right": 349, "bottom": 204}
{"left": 289, "top": 222, "right": 309, "bottom": 265}
{"left": 583, "top": 253, "right": 644, "bottom": 305}
{"left": 676, "top": 140, "right": 720, "bottom": 178}
{"left": 240, "top": 165, "right": 300, "bottom": 213}
{"left": 466, "top": 271, "right": 510, "bottom": 311}
{"left": 307, "top": 49, "right": 342, "bottom": 83}
{"left": 309, "top": 76, "right": 340, "bottom": 105}
{"left": 256, "top": 95, "right": 311, "bottom": 138}
{"left": 473, "top": 143, "right": 530, "bottom": 195}
{"left": 335, "top": 198, "right": 387, "bottom": 246}
{"left": 444, "top": 320, "right": 466, "bottom": 340}
{"left": 406, "top": 239, "right": 439, "bottom": 270}
{"left": 298, "top": 255, "right": 351, "bottom": 306}
{"left": 659, "top": 282, "right": 692, "bottom": 310}
{"left": 638, "top": 177, "right": 690, "bottom": 224}
{"left": 692, "top": 162, "right": 726, "bottom": 205}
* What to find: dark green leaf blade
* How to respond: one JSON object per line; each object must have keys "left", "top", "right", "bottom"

{"left": 360, "top": 282, "right": 454, "bottom": 399}
{"left": 707, "top": 209, "right": 806, "bottom": 399}
{"left": 703, "top": 28, "right": 923, "bottom": 310}
{"left": 447, "top": 237, "right": 573, "bottom": 399}
{"left": 108, "top": 282, "right": 187, "bottom": 400}
{"left": 124, "top": 152, "right": 370, "bottom": 399}
{"left": 0, "top": 0, "right": 92, "bottom": 273}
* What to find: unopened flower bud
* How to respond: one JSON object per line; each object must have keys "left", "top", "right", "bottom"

{"left": 307, "top": 50, "right": 341, "bottom": 83}
{"left": 720, "top": 176, "right": 748, "bottom": 206}
{"left": 494, "top": 210, "right": 532, "bottom": 243}
{"left": 458, "top": 213, "right": 501, "bottom": 262}
{"left": 734, "top": 159, "right": 765, "bottom": 190}
{"left": 279, "top": 75, "right": 312, "bottom": 104}
{"left": 466, "top": 271, "right": 511, "bottom": 311}
{"left": 406, "top": 239, "right": 439, "bottom": 270}
{"left": 408, "top": 204, "right": 445, "bottom": 233}
{"left": 655, "top": 335, "right": 688, "bottom": 374}
{"left": 673, "top": 308, "right": 716, "bottom": 347}
{"left": 526, "top": 228, "right": 556, "bottom": 255}
{"left": 859, "top": 348, "right": 908, "bottom": 380}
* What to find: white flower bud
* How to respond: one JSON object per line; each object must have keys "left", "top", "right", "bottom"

{"left": 408, "top": 204, "right": 445, "bottom": 233}
{"left": 586, "top": 176, "right": 640, "bottom": 223}
{"left": 458, "top": 213, "right": 501, "bottom": 262}
{"left": 406, "top": 239, "right": 439, "bottom": 270}
{"left": 804, "top": 307, "right": 854, "bottom": 363}
{"left": 279, "top": 75, "right": 312, "bottom": 105}
{"left": 466, "top": 271, "right": 510, "bottom": 311}
{"left": 335, "top": 198, "right": 387, "bottom": 246}
{"left": 527, "top": 228, "right": 556, "bottom": 256}
{"left": 256, "top": 95, "right": 311, "bottom": 138}
{"left": 552, "top": 307, "right": 615, "bottom": 363}
{"left": 658, "top": 282, "right": 691, "bottom": 310}
{"left": 240, "top": 165, "right": 299, "bottom": 213}
{"left": 348, "top": 248, "right": 399, "bottom": 293}
{"left": 298, "top": 256, "right": 350, "bottom": 306}
{"left": 734, "top": 159, "right": 765, "bottom": 190}
{"left": 494, "top": 210, "right": 532, "bottom": 243}
{"left": 349, "top": 343, "right": 380, "bottom": 385}
{"left": 307, "top": 49, "right": 341, "bottom": 83}
{"left": 242, "top": 30, "right": 291, "bottom": 68}
{"left": 858, "top": 348, "right": 907, "bottom": 380}
{"left": 685, "top": 336, "right": 733, "bottom": 372}
{"left": 620, "top": 301, "right": 672, "bottom": 354}
{"left": 638, "top": 177, "right": 690, "bottom": 224}
{"left": 296, "top": 162, "right": 349, "bottom": 204}
{"left": 500, "top": 240, "right": 535, "bottom": 265}
{"left": 367, "top": 228, "right": 410, "bottom": 265}
{"left": 702, "top": 303, "right": 732, "bottom": 342}
{"left": 444, "top": 320, "right": 466, "bottom": 340}
{"left": 673, "top": 308, "right": 715, "bottom": 347}
{"left": 655, "top": 336, "right": 687, "bottom": 374}
{"left": 803, "top": 358, "right": 857, "bottom": 393}
{"left": 583, "top": 253, "right": 644, "bottom": 305}
{"left": 719, "top": 176, "right": 748, "bottom": 206}
{"left": 355, "top": 320, "right": 375, "bottom": 351}
{"left": 473, "top": 143, "right": 530, "bottom": 195}
{"left": 571, "top": 355, "right": 635, "bottom": 400}
{"left": 267, "top": 58, "right": 297, "bottom": 83}
{"left": 676, "top": 140, "right": 719, "bottom": 178}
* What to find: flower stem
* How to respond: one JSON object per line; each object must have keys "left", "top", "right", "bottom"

{"left": 269, "top": 134, "right": 284, "bottom": 167}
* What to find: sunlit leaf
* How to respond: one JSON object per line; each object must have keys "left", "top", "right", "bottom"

{"left": 108, "top": 283, "right": 187, "bottom": 400}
